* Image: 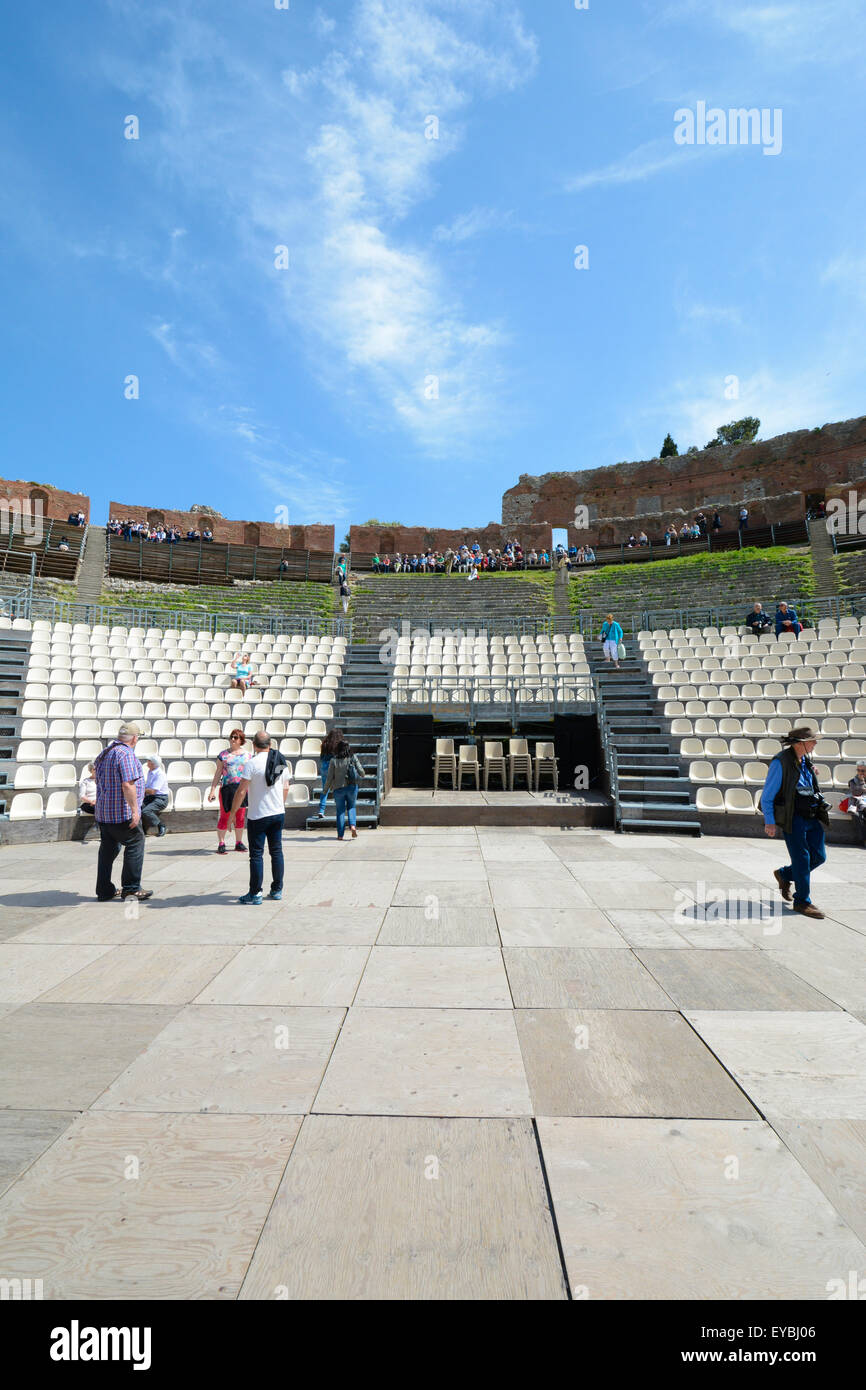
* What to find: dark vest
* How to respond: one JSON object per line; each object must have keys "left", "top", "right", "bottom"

{"left": 772, "top": 747, "right": 827, "bottom": 834}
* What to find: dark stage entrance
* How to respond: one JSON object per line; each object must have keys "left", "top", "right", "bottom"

{"left": 392, "top": 712, "right": 604, "bottom": 791}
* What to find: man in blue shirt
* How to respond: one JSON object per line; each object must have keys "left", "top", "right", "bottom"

{"left": 93, "top": 722, "right": 152, "bottom": 902}
{"left": 775, "top": 601, "right": 801, "bottom": 637}
{"left": 762, "top": 724, "right": 827, "bottom": 918}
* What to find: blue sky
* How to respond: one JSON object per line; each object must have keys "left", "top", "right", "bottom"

{"left": 1, "top": 0, "right": 864, "bottom": 537}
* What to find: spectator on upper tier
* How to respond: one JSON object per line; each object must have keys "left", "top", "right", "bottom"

{"left": 739, "top": 505, "right": 749, "bottom": 531}
{"left": 584, "top": 545, "right": 595, "bottom": 563}
{"left": 202, "top": 528, "right": 213, "bottom": 542}
{"left": 745, "top": 602, "right": 773, "bottom": 635}
{"left": 664, "top": 526, "right": 675, "bottom": 546}
{"left": 638, "top": 530, "right": 649, "bottom": 546}
{"left": 57, "top": 537, "right": 70, "bottom": 551}
{"left": 712, "top": 510, "right": 722, "bottom": 532}
{"left": 626, "top": 533, "right": 637, "bottom": 548}
{"left": 695, "top": 511, "right": 707, "bottom": 535}
{"left": 372, "top": 553, "right": 381, "bottom": 573}
{"left": 776, "top": 602, "right": 801, "bottom": 638}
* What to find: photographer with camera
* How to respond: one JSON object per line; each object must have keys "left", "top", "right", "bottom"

{"left": 761, "top": 724, "right": 829, "bottom": 919}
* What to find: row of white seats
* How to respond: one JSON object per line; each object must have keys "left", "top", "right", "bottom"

{"left": 650, "top": 655, "right": 866, "bottom": 672}
{"left": 15, "top": 725, "right": 328, "bottom": 762}
{"left": 19, "top": 717, "right": 330, "bottom": 741}
{"left": 689, "top": 760, "right": 860, "bottom": 790}
{"left": 22, "top": 688, "right": 335, "bottom": 709}
{"left": 23, "top": 619, "right": 344, "bottom": 642}
{"left": 22, "top": 692, "right": 333, "bottom": 712}
{"left": 14, "top": 755, "right": 323, "bottom": 792}
{"left": 7, "top": 783, "right": 313, "bottom": 820}
{"left": 665, "top": 698, "right": 866, "bottom": 718}
{"left": 657, "top": 683, "right": 866, "bottom": 702}
{"left": 672, "top": 716, "right": 866, "bottom": 738}
{"left": 687, "top": 738, "right": 866, "bottom": 762}
{"left": 640, "top": 618, "right": 866, "bottom": 638}
{"left": 20, "top": 702, "right": 332, "bottom": 723}
{"left": 393, "top": 683, "right": 592, "bottom": 704}
{"left": 695, "top": 786, "right": 851, "bottom": 816}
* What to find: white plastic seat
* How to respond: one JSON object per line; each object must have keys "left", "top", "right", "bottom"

{"left": 16, "top": 740, "right": 46, "bottom": 763}
{"left": 174, "top": 785, "right": 203, "bottom": 811}
{"left": 166, "top": 760, "right": 192, "bottom": 784}
{"left": 288, "top": 783, "right": 310, "bottom": 804}
{"left": 10, "top": 792, "right": 43, "bottom": 820}
{"left": 724, "top": 787, "right": 755, "bottom": 813}
{"left": 46, "top": 789, "right": 79, "bottom": 817}
{"left": 192, "top": 760, "right": 213, "bottom": 783}
{"left": 14, "top": 765, "right": 45, "bottom": 790}
{"left": 293, "top": 758, "right": 318, "bottom": 786}
{"left": 716, "top": 761, "right": 744, "bottom": 786}
{"left": 695, "top": 785, "right": 724, "bottom": 812}
{"left": 46, "top": 764, "right": 77, "bottom": 789}
{"left": 689, "top": 760, "right": 715, "bottom": 784}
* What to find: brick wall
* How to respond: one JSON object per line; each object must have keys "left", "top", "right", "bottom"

{"left": 108, "top": 503, "right": 333, "bottom": 552}
{"left": 0, "top": 478, "right": 90, "bottom": 523}
{"left": 502, "top": 415, "right": 866, "bottom": 545}
{"left": 348, "top": 522, "right": 553, "bottom": 555}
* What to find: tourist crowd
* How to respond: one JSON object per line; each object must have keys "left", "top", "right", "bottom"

{"left": 371, "top": 541, "right": 597, "bottom": 573}
{"left": 108, "top": 518, "right": 214, "bottom": 543}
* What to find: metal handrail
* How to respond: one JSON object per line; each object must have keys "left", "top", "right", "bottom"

{"left": 593, "top": 673, "right": 622, "bottom": 830}
{"left": 376, "top": 682, "right": 392, "bottom": 803}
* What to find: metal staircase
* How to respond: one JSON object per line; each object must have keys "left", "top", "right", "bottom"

{"left": 589, "top": 644, "right": 701, "bottom": 835}
{"left": 305, "top": 644, "right": 390, "bottom": 830}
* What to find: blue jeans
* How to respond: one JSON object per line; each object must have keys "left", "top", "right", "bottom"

{"left": 318, "top": 758, "right": 331, "bottom": 816}
{"left": 780, "top": 815, "right": 826, "bottom": 906}
{"left": 247, "top": 814, "right": 285, "bottom": 895}
{"left": 334, "top": 785, "right": 358, "bottom": 838}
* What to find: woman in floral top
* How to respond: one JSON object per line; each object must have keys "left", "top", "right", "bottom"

{"left": 207, "top": 728, "right": 249, "bottom": 853}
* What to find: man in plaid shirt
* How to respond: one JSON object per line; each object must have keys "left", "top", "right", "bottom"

{"left": 93, "top": 721, "right": 153, "bottom": 902}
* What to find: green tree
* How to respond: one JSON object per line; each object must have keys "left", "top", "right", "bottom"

{"left": 339, "top": 533, "right": 350, "bottom": 553}
{"left": 660, "top": 433, "right": 678, "bottom": 457}
{"left": 363, "top": 518, "right": 403, "bottom": 526}
{"left": 705, "top": 417, "right": 760, "bottom": 448}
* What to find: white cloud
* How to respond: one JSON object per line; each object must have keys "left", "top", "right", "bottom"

{"left": 651, "top": 368, "right": 845, "bottom": 452}
{"left": 659, "top": 1, "right": 866, "bottom": 64}
{"left": 433, "top": 206, "right": 513, "bottom": 242}
{"left": 148, "top": 320, "right": 220, "bottom": 372}
{"left": 564, "top": 137, "right": 700, "bottom": 192}
{"left": 822, "top": 252, "right": 866, "bottom": 305}
{"left": 111, "top": 0, "right": 536, "bottom": 456}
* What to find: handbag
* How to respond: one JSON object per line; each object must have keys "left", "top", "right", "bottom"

{"left": 617, "top": 641, "right": 626, "bottom": 659}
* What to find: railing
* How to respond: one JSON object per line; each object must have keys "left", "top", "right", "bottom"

{"left": 593, "top": 674, "right": 622, "bottom": 831}
{"left": 391, "top": 675, "right": 595, "bottom": 719}
{"left": 367, "top": 614, "right": 554, "bottom": 639}
{"left": 105, "top": 531, "right": 333, "bottom": 584}
{"left": 13, "top": 594, "right": 352, "bottom": 638}
{"left": 376, "top": 682, "right": 392, "bottom": 806}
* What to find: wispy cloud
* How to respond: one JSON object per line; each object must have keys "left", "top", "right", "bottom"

{"left": 109, "top": 0, "right": 538, "bottom": 457}
{"left": 148, "top": 320, "right": 221, "bottom": 372}
{"left": 821, "top": 252, "right": 866, "bottom": 305}
{"left": 658, "top": 1, "right": 866, "bottom": 64}
{"left": 564, "top": 137, "right": 699, "bottom": 192}
{"left": 433, "top": 206, "right": 514, "bottom": 243}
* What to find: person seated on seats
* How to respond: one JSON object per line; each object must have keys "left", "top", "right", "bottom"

{"left": 745, "top": 601, "right": 773, "bottom": 636}
{"left": 626, "top": 533, "right": 636, "bottom": 548}
{"left": 372, "top": 553, "right": 381, "bottom": 573}
{"left": 79, "top": 763, "right": 97, "bottom": 816}
{"left": 141, "top": 756, "right": 169, "bottom": 837}
{"left": 584, "top": 545, "right": 596, "bottom": 563}
{"left": 202, "top": 528, "right": 213, "bottom": 541}
{"left": 67, "top": 511, "right": 79, "bottom": 525}
{"left": 775, "top": 601, "right": 801, "bottom": 637}
{"left": 846, "top": 764, "right": 866, "bottom": 845}
{"left": 57, "top": 537, "right": 70, "bottom": 551}
{"left": 638, "top": 530, "right": 649, "bottom": 546}
{"left": 231, "top": 652, "right": 255, "bottom": 691}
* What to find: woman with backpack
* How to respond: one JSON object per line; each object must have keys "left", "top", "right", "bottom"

{"left": 322, "top": 738, "right": 366, "bottom": 840}
{"left": 311, "top": 727, "right": 343, "bottom": 822}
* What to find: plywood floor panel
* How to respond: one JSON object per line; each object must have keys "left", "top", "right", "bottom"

{"left": 504, "top": 948, "right": 673, "bottom": 1010}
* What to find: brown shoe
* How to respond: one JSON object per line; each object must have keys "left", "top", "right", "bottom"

{"left": 774, "top": 870, "right": 792, "bottom": 903}
{"left": 794, "top": 903, "right": 824, "bottom": 919}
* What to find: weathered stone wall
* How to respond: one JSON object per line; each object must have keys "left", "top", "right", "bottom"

{"left": 349, "top": 522, "right": 553, "bottom": 554}
{"left": 108, "top": 502, "right": 333, "bottom": 552}
{"left": 502, "top": 415, "right": 866, "bottom": 544}
{"left": 0, "top": 477, "right": 90, "bottom": 523}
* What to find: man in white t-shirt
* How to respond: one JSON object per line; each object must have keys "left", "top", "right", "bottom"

{"left": 230, "top": 731, "right": 291, "bottom": 904}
